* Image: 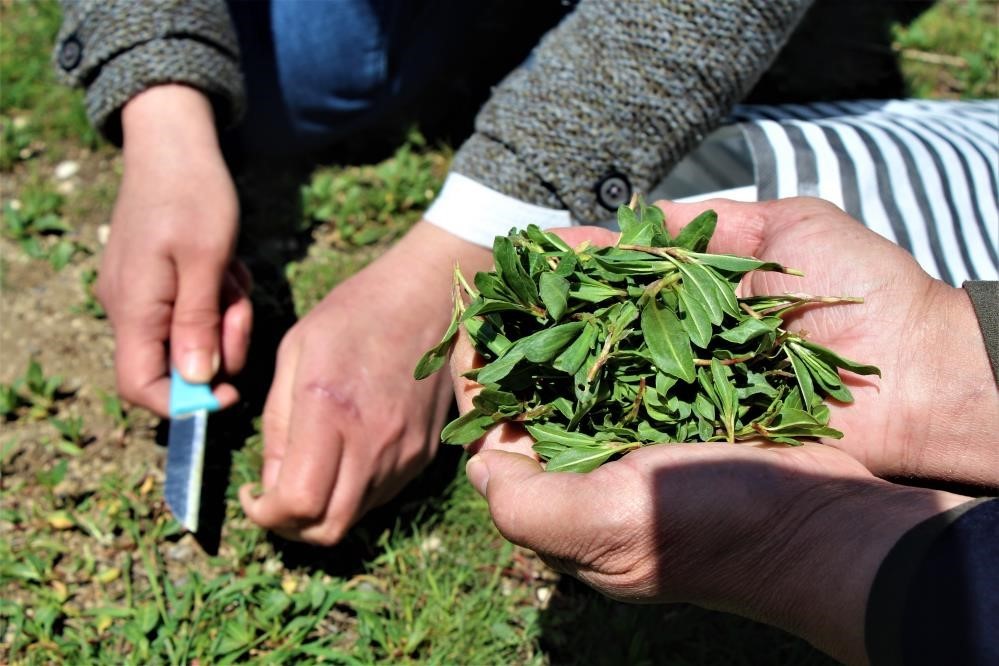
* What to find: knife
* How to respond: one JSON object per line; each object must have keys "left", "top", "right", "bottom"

{"left": 165, "top": 368, "right": 221, "bottom": 532}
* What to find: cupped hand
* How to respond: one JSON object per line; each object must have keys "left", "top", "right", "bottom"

{"left": 239, "top": 221, "right": 493, "bottom": 545}
{"left": 654, "top": 198, "right": 998, "bottom": 487}
{"left": 98, "top": 85, "right": 252, "bottom": 415}
{"left": 464, "top": 438, "right": 970, "bottom": 665}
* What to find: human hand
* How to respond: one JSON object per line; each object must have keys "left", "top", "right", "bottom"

{"left": 651, "top": 198, "right": 998, "bottom": 488}
{"left": 97, "top": 85, "right": 252, "bottom": 415}
{"left": 463, "top": 438, "right": 971, "bottom": 665}
{"left": 239, "top": 221, "right": 493, "bottom": 544}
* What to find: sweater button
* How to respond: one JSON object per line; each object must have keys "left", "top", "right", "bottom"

{"left": 58, "top": 36, "right": 83, "bottom": 71}
{"left": 595, "top": 173, "right": 631, "bottom": 210}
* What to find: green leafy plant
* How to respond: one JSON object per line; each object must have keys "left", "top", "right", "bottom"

{"left": 300, "top": 130, "right": 446, "bottom": 247}
{"left": 417, "top": 199, "right": 879, "bottom": 472}
{"left": 2, "top": 185, "right": 87, "bottom": 269}
{"left": 73, "top": 267, "right": 107, "bottom": 318}
{"left": 2, "top": 358, "right": 67, "bottom": 420}
{"left": 50, "top": 415, "right": 87, "bottom": 456}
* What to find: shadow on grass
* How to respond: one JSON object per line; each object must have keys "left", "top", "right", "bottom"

{"left": 540, "top": 579, "right": 837, "bottom": 666}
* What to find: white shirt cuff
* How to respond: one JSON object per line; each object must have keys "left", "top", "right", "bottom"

{"left": 424, "top": 172, "right": 573, "bottom": 247}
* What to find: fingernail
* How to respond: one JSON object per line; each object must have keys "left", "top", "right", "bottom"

{"left": 182, "top": 349, "right": 218, "bottom": 383}
{"left": 466, "top": 455, "right": 489, "bottom": 497}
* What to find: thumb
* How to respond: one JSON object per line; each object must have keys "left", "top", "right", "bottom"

{"left": 171, "top": 262, "right": 223, "bottom": 383}
{"left": 467, "top": 450, "right": 581, "bottom": 552}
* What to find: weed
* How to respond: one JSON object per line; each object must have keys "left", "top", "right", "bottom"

{"left": 1, "top": 0, "right": 990, "bottom": 663}
{"left": 73, "top": 267, "right": 107, "bottom": 319}
{"left": 893, "top": 0, "right": 998, "bottom": 98}
{"left": 1, "top": 180, "right": 88, "bottom": 270}
{"left": 300, "top": 130, "right": 449, "bottom": 248}
{"left": 1, "top": 357, "right": 67, "bottom": 420}
{"left": 0, "top": 0, "right": 98, "bottom": 169}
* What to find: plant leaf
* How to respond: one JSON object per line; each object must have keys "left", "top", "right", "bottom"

{"left": 493, "top": 235, "right": 539, "bottom": 306}
{"left": 545, "top": 443, "right": 629, "bottom": 473}
{"left": 440, "top": 410, "right": 497, "bottom": 445}
{"left": 539, "top": 272, "right": 570, "bottom": 321}
{"left": 796, "top": 340, "right": 881, "bottom": 377}
{"left": 718, "top": 316, "right": 781, "bottom": 344}
{"left": 413, "top": 287, "right": 462, "bottom": 379}
{"left": 526, "top": 423, "right": 601, "bottom": 447}
{"left": 552, "top": 322, "right": 599, "bottom": 375}
{"left": 641, "top": 298, "right": 695, "bottom": 383}
{"left": 672, "top": 209, "right": 717, "bottom": 252}
{"left": 476, "top": 349, "right": 526, "bottom": 385}
{"left": 677, "top": 286, "right": 713, "bottom": 348}
{"left": 512, "top": 321, "right": 586, "bottom": 363}
{"left": 711, "top": 359, "right": 739, "bottom": 442}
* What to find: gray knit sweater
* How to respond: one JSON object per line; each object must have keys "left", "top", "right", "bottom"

{"left": 55, "top": 0, "right": 812, "bottom": 223}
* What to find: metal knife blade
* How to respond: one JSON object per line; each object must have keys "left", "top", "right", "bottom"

{"left": 165, "top": 369, "right": 220, "bottom": 533}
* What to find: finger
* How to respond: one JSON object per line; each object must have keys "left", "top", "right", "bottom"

{"left": 109, "top": 269, "right": 174, "bottom": 416}
{"left": 449, "top": 326, "right": 482, "bottom": 414}
{"left": 170, "top": 256, "right": 225, "bottom": 384}
{"left": 220, "top": 269, "right": 253, "bottom": 376}
{"left": 243, "top": 361, "right": 346, "bottom": 531}
{"left": 114, "top": 334, "right": 172, "bottom": 416}
{"left": 654, "top": 198, "right": 771, "bottom": 257}
{"left": 238, "top": 334, "right": 300, "bottom": 523}
{"left": 466, "top": 450, "right": 584, "bottom": 552}
{"left": 293, "top": 450, "right": 370, "bottom": 545}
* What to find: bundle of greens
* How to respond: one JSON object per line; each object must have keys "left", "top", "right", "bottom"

{"left": 415, "top": 199, "right": 880, "bottom": 473}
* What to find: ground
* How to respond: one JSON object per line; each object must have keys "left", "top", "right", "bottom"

{"left": 1, "top": 0, "right": 995, "bottom": 664}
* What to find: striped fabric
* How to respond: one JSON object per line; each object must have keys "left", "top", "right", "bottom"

{"left": 730, "top": 99, "right": 999, "bottom": 286}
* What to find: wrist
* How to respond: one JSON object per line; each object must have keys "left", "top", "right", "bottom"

{"left": 749, "top": 478, "right": 970, "bottom": 665}
{"left": 900, "top": 281, "right": 999, "bottom": 487}
{"left": 121, "top": 84, "right": 220, "bottom": 160}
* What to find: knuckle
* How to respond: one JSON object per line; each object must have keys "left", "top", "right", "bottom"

{"left": 114, "top": 374, "right": 145, "bottom": 408}
{"left": 305, "top": 524, "right": 347, "bottom": 547}
{"left": 172, "top": 305, "right": 222, "bottom": 331}
{"left": 274, "top": 486, "right": 328, "bottom": 522}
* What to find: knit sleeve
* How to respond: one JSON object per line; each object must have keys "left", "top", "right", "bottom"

{"left": 449, "top": 0, "right": 813, "bottom": 224}
{"left": 963, "top": 281, "right": 999, "bottom": 384}
{"left": 53, "top": 0, "right": 245, "bottom": 145}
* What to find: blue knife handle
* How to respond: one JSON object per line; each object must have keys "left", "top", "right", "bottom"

{"left": 169, "top": 368, "right": 221, "bottom": 417}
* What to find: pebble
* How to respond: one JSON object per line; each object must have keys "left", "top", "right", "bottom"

{"left": 420, "top": 534, "right": 443, "bottom": 554}
{"left": 54, "top": 160, "right": 80, "bottom": 180}
{"left": 97, "top": 224, "right": 111, "bottom": 245}
{"left": 167, "top": 535, "right": 196, "bottom": 562}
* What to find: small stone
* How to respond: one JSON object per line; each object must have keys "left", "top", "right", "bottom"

{"left": 46, "top": 511, "right": 75, "bottom": 530}
{"left": 54, "top": 160, "right": 80, "bottom": 180}
{"left": 97, "top": 224, "right": 111, "bottom": 245}
{"left": 57, "top": 181, "right": 77, "bottom": 196}
{"left": 536, "top": 586, "right": 553, "bottom": 608}
{"left": 167, "top": 537, "right": 195, "bottom": 563}
{"left": 263, "top": 557, "right": 283, "bottom": 575}
{"left": 8, "top": 198, "right": 21, "bottom": 211}
{"left": 420, "top": 534, "right": 443, "bottom": 554}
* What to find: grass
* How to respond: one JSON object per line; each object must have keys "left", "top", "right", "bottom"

{"left": 892, "top": 0, "right": 999, "bottom": 99}
{"left": 0, "top": 0, "right": 993, "bottom": 664}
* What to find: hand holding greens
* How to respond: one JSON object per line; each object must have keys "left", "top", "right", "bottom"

{"left": 415, "top": 199, "right": 880, "bottom": 473}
